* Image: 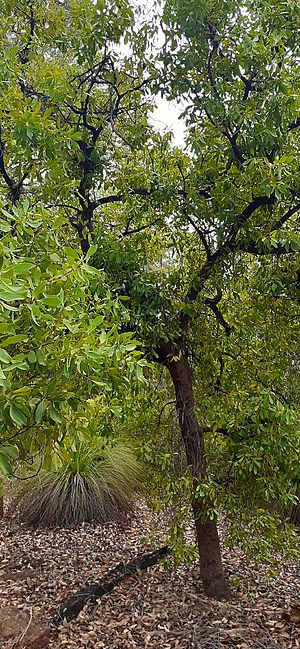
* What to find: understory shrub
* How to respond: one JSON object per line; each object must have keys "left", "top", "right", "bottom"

{"left": 13, "top": 438, "right": 142, "bottom": 527}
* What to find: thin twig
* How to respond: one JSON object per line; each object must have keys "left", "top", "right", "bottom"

{"left": 13, "top": 607, "right": 33, "bottom": 647}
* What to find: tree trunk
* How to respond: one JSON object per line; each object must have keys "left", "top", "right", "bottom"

{"left": 0, "top": 478, "right": 3, "bottom": 518}
{"left": 159, "top": 341, "right": 230, "bottom": 599}
{"left": 289, "top": 489, "right": 300, "bottom": 528}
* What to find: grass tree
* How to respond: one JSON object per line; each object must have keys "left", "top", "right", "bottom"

{"left": 14, "top": 435, "right": 142, "bottom": 527}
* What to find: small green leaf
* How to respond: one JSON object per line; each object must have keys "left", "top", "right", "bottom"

{"left": 10, "top": 403, "right": 28, "bottom": 426}
{"left": 41, "top": 295, "right": 61, "bottom": 307}
{"left": 49, "top": 404, "right": 62, "bottom": 423}
{"left": 13, "top": 262, "right": 35, "bottom": 275}
{"left": 29, "top": 305, "right": 41, "bottom": 324}
{"left": 2, "top": 445, "right": 19, "bottom": 459}
{"left": 290, "top": 240, "right": 300, "bottom": 252}
{"left": 35, "top": 401, "right": 45, "bottom": 423}
{"left": 1, "top": 334, "right": 28, "bottom": 347}
{"left": 36, "top": 349, "right": 46, "bottom": 365}
{"left": 0, "top": 452, "right": 12, "bottom": 476}
{"left": 0, "top": 287, "right": 27, "bottom": 302}
{"left": 65, "top": 246, "right": 79, "bottom": 260}
{"left": 85, "top": 243, "right": 98, "bottom": 262}
{"left": 0, "top": 348, "right": 11, "bottom": 363}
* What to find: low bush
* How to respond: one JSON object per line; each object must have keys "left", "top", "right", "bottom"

{"left": 14, "top": 438, "right": 142, "bottom": 527}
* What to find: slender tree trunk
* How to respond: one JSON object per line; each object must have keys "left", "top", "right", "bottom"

{"left": 159, "top": 341, "right": 230, "bottom": 599}
{"left": 0, "top": 478, "right": 3, "bottom": 519}
{"left": 289, "top": 489, "right": 300, "bottom": 528}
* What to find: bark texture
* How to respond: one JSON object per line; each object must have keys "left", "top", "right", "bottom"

{"left": 159, "top": 341, "right": 230, "bottom": 599}
{"left": 53, "top": 546, "right": 170, "bottom": 625}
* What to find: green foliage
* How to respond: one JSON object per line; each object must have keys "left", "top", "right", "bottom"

{"left": 0, "top": 200, "right": 148, "bottom": 479}
{"left": 0, "top": 0, "right": 299, "bottom": 571}
{"left": 13, "top": 435, "right": 142, "bottom": 527}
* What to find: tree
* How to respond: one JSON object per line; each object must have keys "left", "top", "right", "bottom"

{"left": 0, "top": 0, "right": 300, "bottom": 598}
{"left": 0, "top": 0, "right": 148, "bottom": 503}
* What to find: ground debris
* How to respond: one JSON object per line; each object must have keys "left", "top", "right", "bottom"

{"left": 0, "top": 502, "right": 299, "bottom": 648}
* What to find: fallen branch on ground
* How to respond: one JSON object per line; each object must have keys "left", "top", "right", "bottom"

{"left": 53, "top": 546, "right": 170, "bottom": 625}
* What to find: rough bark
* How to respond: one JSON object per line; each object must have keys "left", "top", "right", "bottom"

{"left": 159, "top": 341, "right": 230, "bottom": 599}
{"left": 53, "top": 546, "right": 170, "bottom": 625}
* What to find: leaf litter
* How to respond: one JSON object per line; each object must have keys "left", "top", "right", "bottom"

{"left": 0, "top": 502, "right": 299, "bottom": 649}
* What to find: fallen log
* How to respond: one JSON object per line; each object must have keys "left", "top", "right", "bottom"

{"left": 53, "top": 545, "right": 170, "bottom": 625}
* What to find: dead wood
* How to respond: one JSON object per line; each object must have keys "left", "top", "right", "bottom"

{"left": 53, "top": 545, "right": 170, "bottom": 625}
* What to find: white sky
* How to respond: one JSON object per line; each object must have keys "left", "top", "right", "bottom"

{"left": 150, "top": 98, "right": 186, "bottom": 147}
{"left": 112, "top": 0, "right": 187, "bottom": 148}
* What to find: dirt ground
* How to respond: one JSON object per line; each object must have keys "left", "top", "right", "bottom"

{"left": 0, "top": 502, "right": 299, "bottom": 649}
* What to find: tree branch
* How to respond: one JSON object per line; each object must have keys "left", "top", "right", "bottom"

{"left": 288, "top": 116, "right": 300, "bottom": 132}
{"left": 239, "top": 240, "right": 298, "bottom": 255}
{"left": 187, "top": 193, "right": 276, "bottom": 301}
{"left": 185, "top": 214, "right": 212, "bottom": 259}
{"left": 270, "top": 203, "right": 300, "bottom": 231}
{"left": 204, "top": 291, "right": 231, "bottom": 336}
{"left": 95, "top": 186, "right": 208, "bottom": 209}
{"left": 121, "top": 217, "right": 162, "bottom": 238}
{"left": 18, "top": 2, "right": 35, "bottom": 65}
{"left": 0, "top": 126, "right": 15, "bottom": 192}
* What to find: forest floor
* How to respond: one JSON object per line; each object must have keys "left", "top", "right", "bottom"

{"left": 0, "top": 502, "right": 299, "bottom": 649}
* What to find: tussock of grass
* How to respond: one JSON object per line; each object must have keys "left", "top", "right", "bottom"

{"left": 14, "top": 439, "right": 142, "bottom": 527}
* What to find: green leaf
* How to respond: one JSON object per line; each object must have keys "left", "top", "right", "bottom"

{"left": 27, "top": 351, "right": 36, "bottom": 363}
{"left": 29, "top": 305, "right": 41, "bottom": 324}
{"left": 0, "top": 219, "right": 11, "bottom": 233}
{"left": 49, "top": 404, "right": 62, "bottom": 424}
{"left": 9, "top": 404, "right": 28, "bottom": 426}
{"left": 2, "top": 445, "right": 19, "bottom": 459}
{"left": 85, "top": 243, "right": 98, "bottom": 262}
{"left": 36, "top": 349, "right": 46, "bottom": 365}
{"left": 0, "top": 348, "right": 11, "bottom": 363}
{"left": 123, "top": 343, "right": 137, "bottom": 351}
{"left": 0, "top": 287, "right": 27, "bottom": 302}
{"left": 41, "top": 295, "right": 61, "bottom": 307}
{"left": 0, "top": 452, "right": 12, "bottom": 476}
{"left": 13, "top": 262, "right": 35, "bottom": 275}
{"left": 65, "top": 246, "right": 79, "bottom": 260}
{"left": 35, "top": 401, "right": 45, "bottom": 423}
{"left": 0, "top": 376, "right": 11, "bottom": 388}
{"left": 290, "top": 240, "right": 300, "bottom": 252}
{"left": 1, "top": 334, "right": 28, "bottom": 347}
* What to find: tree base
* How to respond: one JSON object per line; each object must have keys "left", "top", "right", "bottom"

{"left": 203, "top": 574, "right": 231, "bottom": 600}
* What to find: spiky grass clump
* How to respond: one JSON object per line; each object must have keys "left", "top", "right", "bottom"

{"left": 15, "top": 439, "right": 142, "bottom": 527}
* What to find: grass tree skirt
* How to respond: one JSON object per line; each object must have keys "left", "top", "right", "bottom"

{"left": 11, "top": 438, "right": 142, "bottom": 527}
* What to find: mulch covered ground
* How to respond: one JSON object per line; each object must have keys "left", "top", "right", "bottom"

{"left": 0, "top": 502, "right": 299, "bottom": 649}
